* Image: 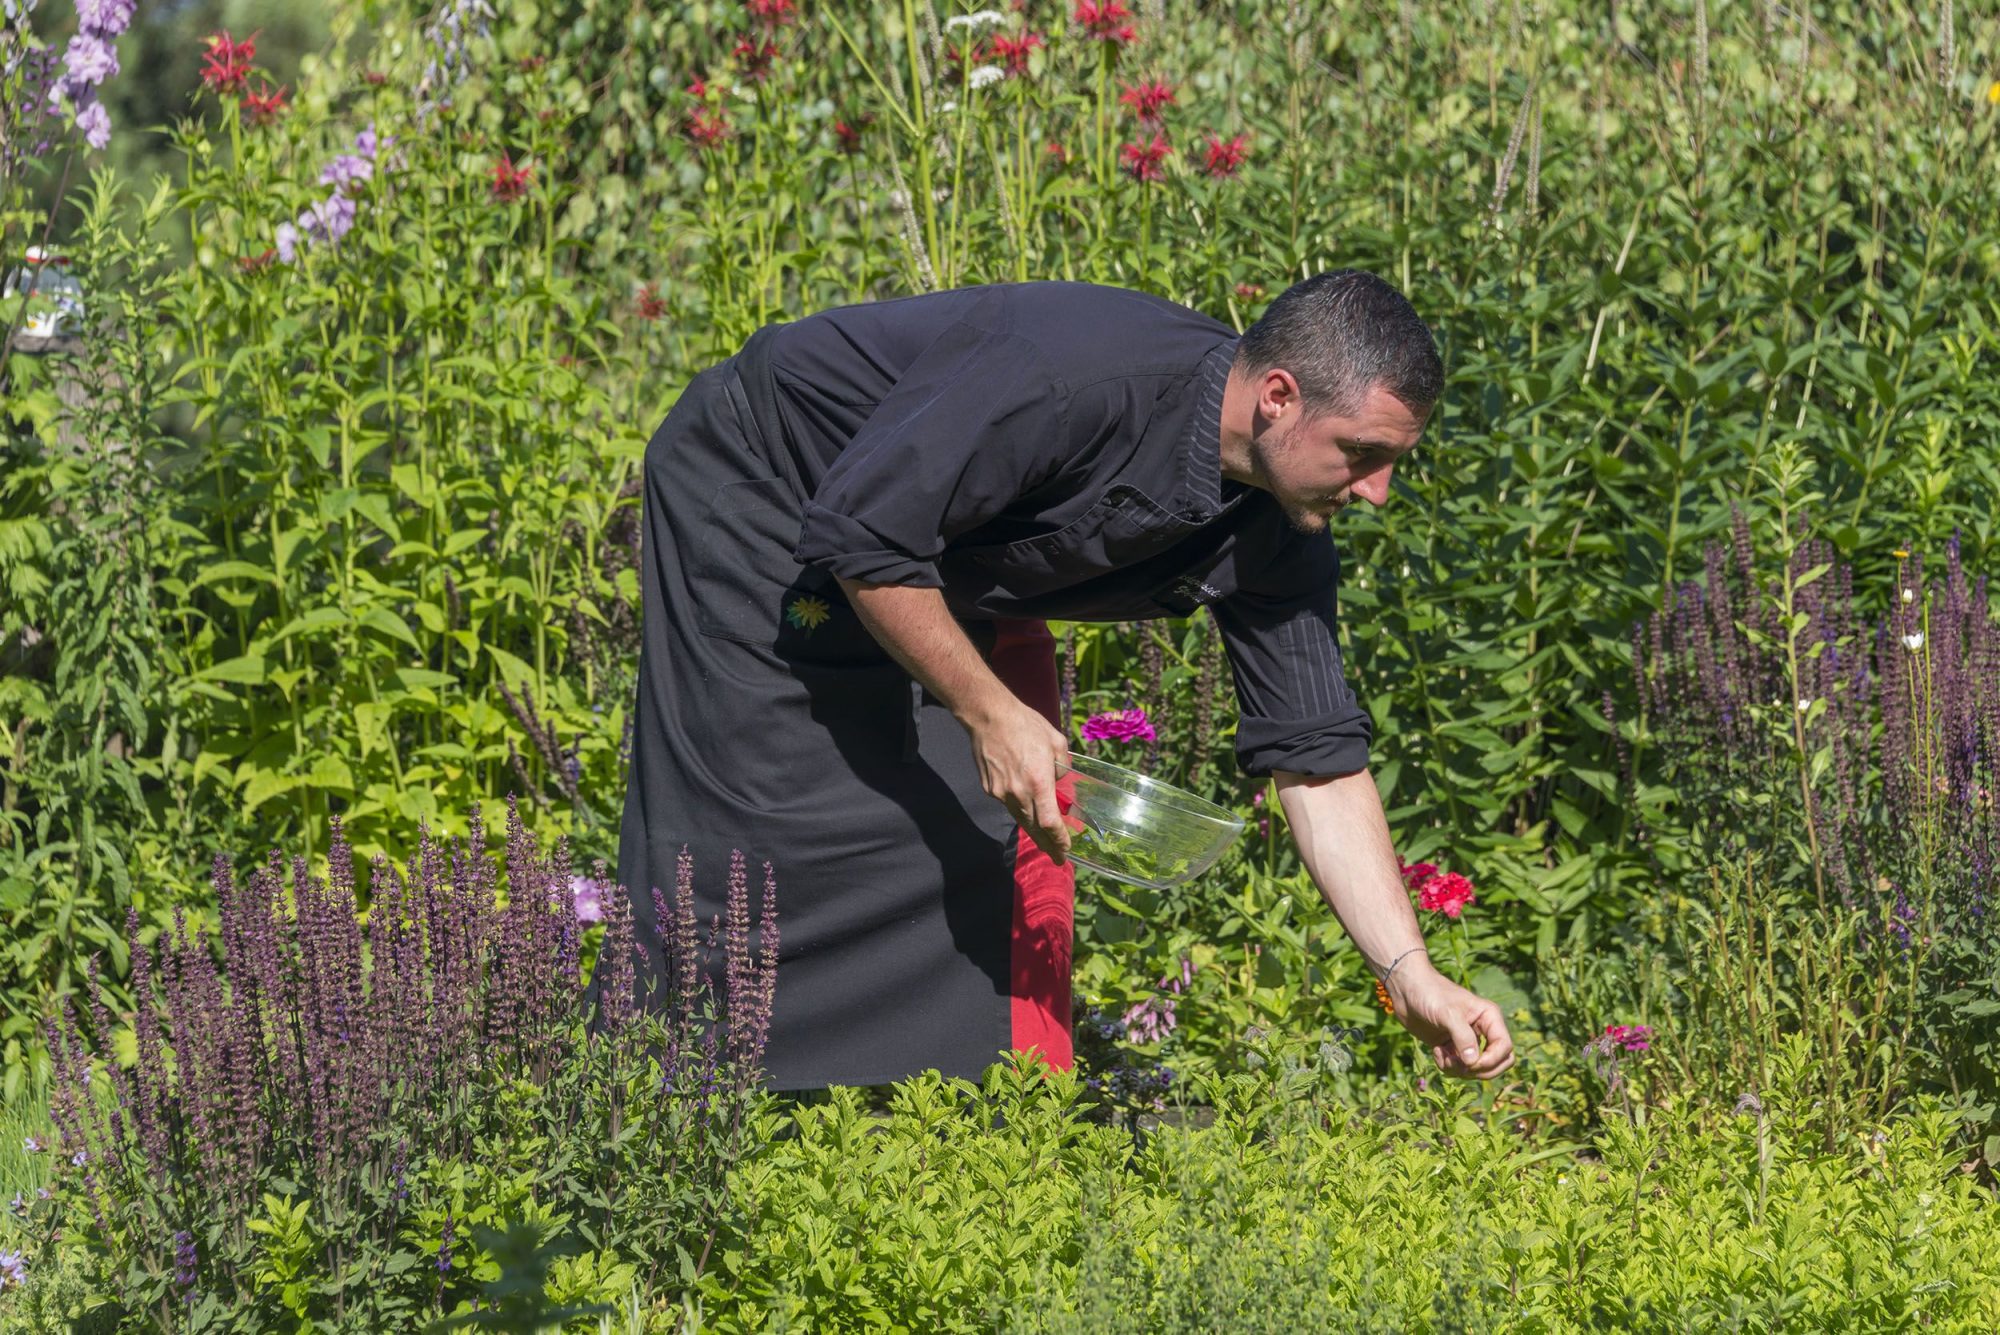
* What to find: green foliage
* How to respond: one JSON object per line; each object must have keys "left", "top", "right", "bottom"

{"left": 688, "top": 1041, "right": 2000, "bottom": 1332}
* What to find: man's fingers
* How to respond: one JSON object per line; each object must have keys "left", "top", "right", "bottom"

{"left": 1469, "top": 1008, "right": 1514, "bottom": 1076}
{"left": 1446, "top": 1016, "right": 1481, "bottom": 1070}
{"left": 1029, "top": 778, "right": 1068, "bottom": 861}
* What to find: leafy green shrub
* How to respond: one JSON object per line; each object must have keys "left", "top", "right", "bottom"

{"left": 686, "top": 1033, "right": 2000, "bottom": 1332}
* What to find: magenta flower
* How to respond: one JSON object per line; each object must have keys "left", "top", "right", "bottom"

{"left": 1082, "top": 707, "right": 1156, "bottom": 743}
{"left": 1601, "top": 1023, "right": 1654, "bottom": 1053}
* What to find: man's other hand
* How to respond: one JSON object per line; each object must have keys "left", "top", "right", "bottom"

{"left": 963, "top": 697, "right": 1073, "bottom": 863}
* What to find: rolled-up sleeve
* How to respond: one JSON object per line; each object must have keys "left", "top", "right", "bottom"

{"left": 1211, "top": 533, "right": 1372, "bottom": 778}
{"left": 794, "top": 320, "right": 1068, "bottom": 587}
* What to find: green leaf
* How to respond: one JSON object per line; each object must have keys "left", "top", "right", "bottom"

{"left": 193, "top": 560, "right": 280, "bottom": 590}
{"left": 486, "top": 643, "right": 535, "bottom": 688}
{"left": 359, "top": 607, "right": 421, "bottom": 650}
{"left": 308, "top": 754, "right": 355, "bottom": 794}
{"left": 393, "top": 667, "right": 457, "bottom": 691}
{"left": 198, "top": 654, "right": 269, "bottom": 684}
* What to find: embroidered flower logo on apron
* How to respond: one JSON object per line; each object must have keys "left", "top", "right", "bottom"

{"left": 784, "top": 595, "right": 832, "bottom": 632}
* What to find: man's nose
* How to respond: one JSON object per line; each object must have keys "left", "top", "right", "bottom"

{"left": 1354, "top": 464, "right": 1393, "bottom": 506}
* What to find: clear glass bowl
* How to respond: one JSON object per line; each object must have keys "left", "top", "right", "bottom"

{"left": 1054, "top": 753, "right": 1246, "bottom": 890}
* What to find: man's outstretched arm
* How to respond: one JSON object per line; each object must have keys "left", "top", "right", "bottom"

{"left": 1275, "top": 768, "right": 1515, "bottom": 1080}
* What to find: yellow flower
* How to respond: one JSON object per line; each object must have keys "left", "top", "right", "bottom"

{"left": 785, "top": 595, "right": 831, "bottom": 632}
{"left": 1988, "top": 80, "right": 2000, "bottom": 105}
{"left": 1892, "top": 548, "right": 1909, "bottom": 559}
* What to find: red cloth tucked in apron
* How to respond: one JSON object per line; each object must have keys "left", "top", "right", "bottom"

{"left": 987, "top": 620, "right": 1075, "bottom": 1073}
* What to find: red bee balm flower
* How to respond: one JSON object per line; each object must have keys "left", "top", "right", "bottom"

{"left": 634, "top": 283, "right": 667, "bottom": 321}
{"left": 1118, "top": 80, "right": 1176, "bottom": 123}
{"left": 1075, "top": 1, "right": 1138, "bottom": 44}
{"left": 684, "top": 107, "right": 730, "bottom": 150}
{"left": 489, "top": 153, "right": 533, "bottom": 202}
{"left": 733, "top": 35, "right": 780, "bottom": 82}
{"left": 201, "top": 31, "right": 256, "bottom": 94}
{"left": 832, "top": 119, "right": 865, "bottom": 154}
{"left": 745, "top": 0, "right": 797, "bottom": 28}
{"left": 1416, "top": 870, "right": 1477, "bottom": 919}
{"left": 990, "top": 31, "right": 1047, "bottom": 78}
{"left": 240, "top": 82, "right": 287, "bottom": 128}
{"left": 1119, "top": 134, "right": 1171, "bottom": 182}
{"left": 1202, "top": 131, "right": 1248, "bottom": 179}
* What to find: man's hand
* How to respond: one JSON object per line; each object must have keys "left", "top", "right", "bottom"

{"left": 837, "top": 578, "right": 1074, "bottom": 856}
{"left": 1385, "top": 958, "right": 1516, "bottom": 1080}
{"left": 962, "top": 697, "right": 1073, "bottom": 863}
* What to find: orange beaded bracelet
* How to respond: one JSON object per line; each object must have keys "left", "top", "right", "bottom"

{"left": 1371, "top": 946, "right": 1425, "bottom": 1017}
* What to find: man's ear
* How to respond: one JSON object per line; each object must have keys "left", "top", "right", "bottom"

{"left": 1259, "top": 367, "right": 1300, "bottom": 420}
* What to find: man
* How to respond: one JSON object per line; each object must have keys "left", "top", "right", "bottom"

{"left": 617, "top": 272, "right": 1516, "bottom": 1089}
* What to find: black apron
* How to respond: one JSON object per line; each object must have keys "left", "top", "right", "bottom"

{"left": 615, "top": 358, "right": 1071, "bottom": 1089}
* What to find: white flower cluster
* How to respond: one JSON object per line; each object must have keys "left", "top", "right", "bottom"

{"left": 944, "top": 9, "right": 1008, "bottom": 32}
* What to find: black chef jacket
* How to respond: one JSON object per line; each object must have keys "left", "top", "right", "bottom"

{"left": 730, "top": 280, "right": 1373, "bottom": 778}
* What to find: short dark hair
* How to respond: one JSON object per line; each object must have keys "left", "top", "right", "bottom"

{"left": 1233, "top": 270, "right": 1443, "bottom": 419}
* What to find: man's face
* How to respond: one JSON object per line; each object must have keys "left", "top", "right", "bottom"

{"left": 1248, "top": 379, "right": 1427, "bottom": 535}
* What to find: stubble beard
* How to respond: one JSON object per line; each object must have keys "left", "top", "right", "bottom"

{"left": 1249, "top": 422, "right": 1336, "bottom": 536}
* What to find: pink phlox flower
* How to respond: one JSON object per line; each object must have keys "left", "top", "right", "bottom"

{"left": 1397, "top": 858, "right": 1439, "bottom": 889}
{"left": 319, "top": 153, "right": 374, "bottom": 192}
{"left": 302, "top": 191, "right": 356, "bottom": 245}
{"left": 74, "top": 99, "right": 111, "bottom": 149}
{"left": 1081, "top": 707, "right": 1156, "bottom": 743}
{"left": 570, "top": 875, "right": 606, "bottom": 924}
{"left": 1122, "top": 994, "right": 1176, "bottom": 1044}
{"left": 77, "top": 0, "right": 137, "bottom": 38}
{"left": 1416, "top": 870, "right": 1476, "bottom": 919}
{"left": 63, "top": 34, "right": 120, "bottom": 87}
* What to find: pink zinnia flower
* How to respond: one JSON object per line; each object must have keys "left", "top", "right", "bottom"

{"left": 1081, "top": 707, "right": 1156, "bottom": 743}
{"left": 1602, "top": 1023, "right": 1653, "bottom": 1053}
